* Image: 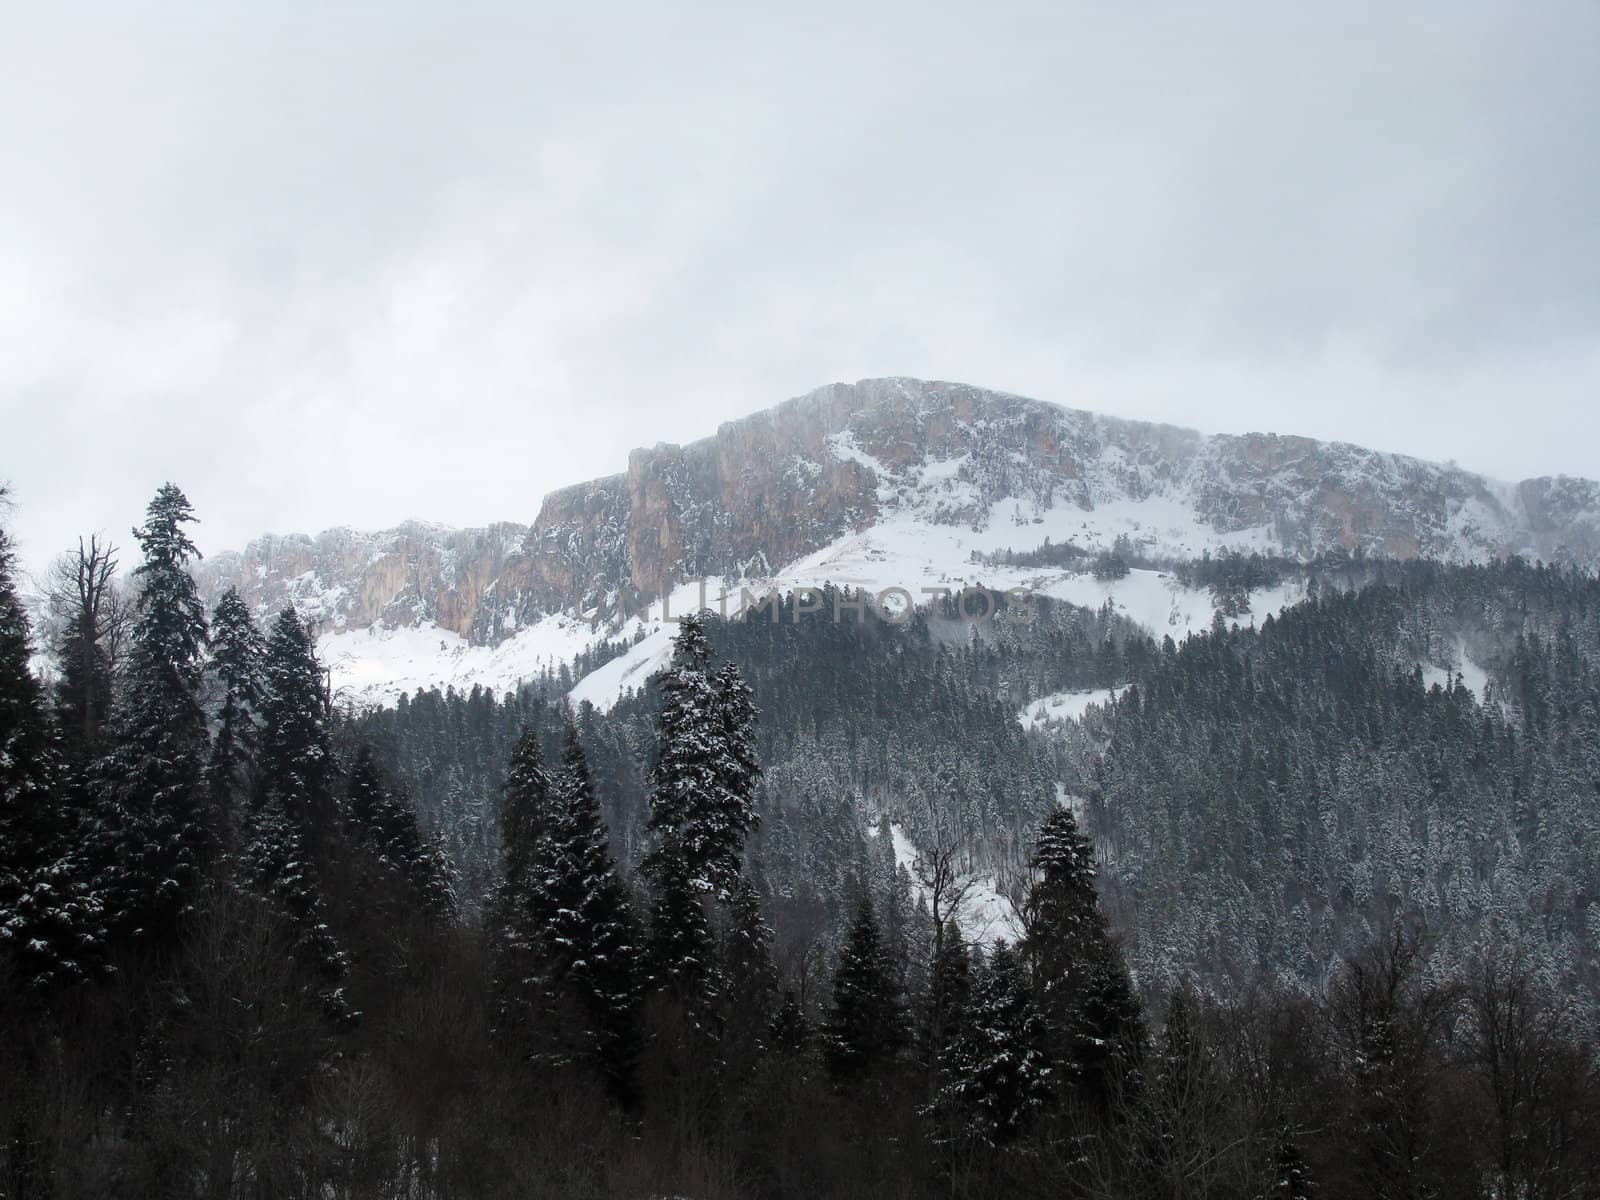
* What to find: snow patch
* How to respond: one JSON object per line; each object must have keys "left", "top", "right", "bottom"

{"left": 1018, "top": 688, "right": 1119, "bottom": 729}
{"left": 870, "top": 822, "right": 1024, "bottom": 947}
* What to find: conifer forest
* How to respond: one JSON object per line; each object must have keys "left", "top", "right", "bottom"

{"left": 5, "top": 483, "right": 1600, "bottom": 1199}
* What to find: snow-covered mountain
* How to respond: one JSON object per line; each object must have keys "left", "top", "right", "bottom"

{"left": 196, "top": 377, "right": 1600, "bottom": 707}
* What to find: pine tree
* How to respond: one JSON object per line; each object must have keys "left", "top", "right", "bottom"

{"left": 243, "top": 793, "right": 352, "bottom": 1022}
{"left": 247, "top": 605, "right": 350, "bottom": 1020}
{"left": 206, "top": 587, "right": 266, "bottom": 839}
{"left": 1023, "top": 806, "right": 1145, "bottom": 1106}
{"left": 259, "top": 607, "right": 334, "bottom": 837}
{"left": 346, "top": 744, "right": 455, "bottom": 920}
{"left": 931, "top": 941, "right": 1052, "bottom": 1145}
{"left": 642, "top": 615, "right": 758, "bottom": 901}
{"left": 824, "top": 896, "right": 908, "bottom": 1081}
{"left": 539, "top": 724, "right": 643, "bottom": 1099}
{"left": 0, "top": 504, "right": 101, "bottom": 992}
{"left": 488, "top": 727, "right": 556, "bottom": 1044}
{"left": 718, "top": 872, "right": 780, "bottom": 1072}
{"left": 94, "top": 483, "right": 213, "bottom": 948}
{"left": 921, "top": 918, "right": 973, "bottom": 1072}
{"left": 1270, "top": 1124, "right": 1317, "bottom": 1199}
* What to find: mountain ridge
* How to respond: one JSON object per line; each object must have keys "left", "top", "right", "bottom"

{"left": 193, "top": 377, "right": 1600, "bottom": 704}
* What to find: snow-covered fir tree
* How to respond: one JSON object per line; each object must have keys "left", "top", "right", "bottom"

{"left": 259, "top": 607, "right": 334, "bottom": 838}
{"left": 93, "top": 483, "right": 213, "bottom": 949}
{"left": 488, "top": 725, "right": 554, "bottom": 1045}
{"left": 824, "top": 896, "right": 908, "bottom": 1081}
{"left": 535, "top": 724, "right": 643, "bottom": 1101}
{"left": 1023, "top": 805, "right": 1144, "bottom": 1106}
{"left": 204, "top": 585, "right": 266, "bottom": 835}
{"left": 346, "top": 744, "right": 456, "bottom": 921}
{"left": 642, "top": 615, "right": 759, "bottom": 902}
{"left": 246, "top": 604, "right": 351, "bottom": 1020}
{"left": 0, "top": 503, "right": 100, "bottom": 993}
{"left": 930, "top": 941, "right": 1052, "bottom": 1146}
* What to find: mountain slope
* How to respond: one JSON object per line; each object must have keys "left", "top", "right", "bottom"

{"left": 196, "top": 377, "right": 1600, "bottom": 706}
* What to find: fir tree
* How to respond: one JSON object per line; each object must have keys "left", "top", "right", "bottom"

{"left": 495, "top": 725, "right": 553, "bottom": 895}
{"left": 1023, "top": 806, "right": 1144, "bottom": 1106}
{"left": 49, "top": 537, "right": 121, "bottom": 763}
{"left": 488, "top": 727, "right": 555, "bottom": 1044}
{"left": 246, "top": 605, "right": 350, "bottom": 1020}
{"left": 0, "top": 505, "right": 101, "bottom": 992}
{"left": 931, "top": 941, "right": 1052, "bottom": 1145}
{"left": 243, "top": 793, "right": 352, "bottom": 1022}
{"left": 1270, "top": 1124, "right": 1317, "bottom": 1199}
{"left": 824, "top": 896, "right": 908, "bottom": 1081}
{"left": 642, "top": 615, "right": 758, "bottom": 901}
{"left": 259, "top": 607, "right": 334, "bottom": 836}
{"left": 770, "top": 989, "right": 812, "bottom": 1057}
{"left": 205, "top": 587, "right": 266, "bottom": 839}
{"left": 538, "top": 724, "right": 643, "bottom": 1099}
{"left": 920, "top": 918, "right": 973, "bottom": 1073}
{"left": 346, "top": 744, "right": 455, "bottom": 920}
{"left": 93, "top": 483, "right": 213, "bottom": 948}
{"left": 647, "top": 851, "right": 717, "bottom": 1007}
{"left": 718, "top": 872, "right": 780, "bottom": 1072}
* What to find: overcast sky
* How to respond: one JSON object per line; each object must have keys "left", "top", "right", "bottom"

{"left": 3, "top": 2, "right": 1598, "bottom": 574}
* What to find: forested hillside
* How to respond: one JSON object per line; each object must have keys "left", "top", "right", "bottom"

{"left": 1072, "top": 558, "right": 1600, "bottom": 1002}
{"left": 6, "top": 486, "right": 1600, "bottom": 1198}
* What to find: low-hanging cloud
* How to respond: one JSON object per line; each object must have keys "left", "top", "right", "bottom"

{"left": 3, "top": 0, "right": 1598, "bottom": 573}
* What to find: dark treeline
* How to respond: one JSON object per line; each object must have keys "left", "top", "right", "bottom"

{"left": 6, "top": 487, "right": 1600, "bottom": 1197}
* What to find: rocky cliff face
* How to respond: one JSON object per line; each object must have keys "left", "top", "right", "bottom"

{"left": 199, "top": 378, "right": 1600, "bottom": 641}
{"left": 197, "top": 521, "right": 530, "bottom": 639}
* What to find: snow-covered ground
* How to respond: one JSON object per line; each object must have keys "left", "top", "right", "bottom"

{"left": 1420, "top": 641, "right": 1492, "bottom": 704}
{"left": 1018, "top": 688, "right": 1120, "bottom": 729}
{"left": 319, "top": 486, "right": 1311, "bottom": 710}
{"left": 870, "top": 822, "right": 1024, "bottom": 947}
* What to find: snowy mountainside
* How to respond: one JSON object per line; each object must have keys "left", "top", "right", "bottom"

{"left": 196, "top": 377, "right": 1600, "bottom": 707}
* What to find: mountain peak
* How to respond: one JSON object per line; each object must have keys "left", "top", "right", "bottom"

{"left": 196, "top": 378, "right": 1600, "bottom": 705}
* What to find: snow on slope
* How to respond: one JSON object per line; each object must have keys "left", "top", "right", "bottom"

{"left": 313, "top": 467, "right": 1311, "bottom": 709}
{"left": 322, "top": 576, "right": 738, "bottom": 709}
{"left": 562, "top": 490, "right": 1309, "bottom": 713}
{"left": 1019, "top": 688, "right": 1121, "bottom": 729}
{"left": 1420, "top": 641, "right": 1492, "bottom": 705}
{"left": 870, "top": 822, "right": 1023, "bottom": 947}
{"left": 321, "top": 611, "right": 602, "bottom": 709}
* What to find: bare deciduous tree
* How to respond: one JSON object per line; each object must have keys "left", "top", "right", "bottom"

{"left": 44, "top": 535, "right": 131, "bottom": 754}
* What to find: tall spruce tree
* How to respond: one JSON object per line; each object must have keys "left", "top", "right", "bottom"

{"left": 246, "top": 605, "right": 350, "bottom": 1019}
{"left": 824, "top": 896, "right": 908, "bottom": 1081}
{"left": 488, "top": 727, "right": 555, "bottom": 1043}
{"left": 94, "top": 483, "right": 213, "bottom": 948}
{"left": 0, "top": 504, "right": 100, "bottom": 992}
{"left": 642, "top": 615, "right": 758, "bottom": 901}
{"left": 540, "top": 724, "right": 643, "bottom": 1100}
{"left": 259, "top": 607, "right": 333, "bottom": 836}
{"left": 920, "top": 918, "right": 973, "bottom": 1075}
{"left": 346, "top": 745, "right": 455, "bottom": 920}
{"left": 718, "top": 872, "right": 780, "bottom": 1072}
{"left": 1023, "top": 806, "right": 1144, "bottom": 1106}
{"left": 205, "top": 587, "right": 266, "bottom": 839}
{"left": 931, "top": 941, "right": 1052, "bottom": 1145}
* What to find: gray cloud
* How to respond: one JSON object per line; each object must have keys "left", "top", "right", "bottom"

{"left": 3, "top": 1, "right": 1598, "bottom": 574}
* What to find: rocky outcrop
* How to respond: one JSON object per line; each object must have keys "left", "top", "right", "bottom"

{"left": 200, "top": 378, "right": 1600, "bottom": 642}
{"left": 196, "top": 521, "right": 529, "bottom": 638}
